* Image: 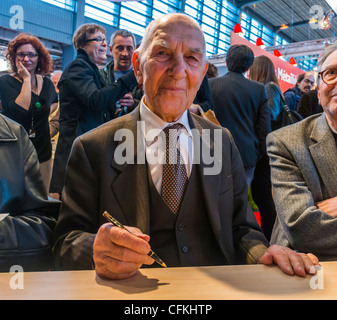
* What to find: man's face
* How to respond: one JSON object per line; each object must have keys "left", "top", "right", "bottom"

{"left": 133, "top": 18, "right": 208, "bottom": 122}
{"left": 110, "top": 35, "right": 134, "bottom": 71}
{"left": 298, "top": 73, "right": 315, "bottom": 93}
{"left": 317, "top": 50, "right": 337, "bottom": 119}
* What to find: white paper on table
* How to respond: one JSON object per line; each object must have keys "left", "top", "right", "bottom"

{"left": 0, "top": 213, "right": 9, "bottom": 221}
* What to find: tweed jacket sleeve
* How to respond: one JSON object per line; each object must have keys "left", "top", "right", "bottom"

{"left": 267, "top": 114, "right": 337, "bottom": 259}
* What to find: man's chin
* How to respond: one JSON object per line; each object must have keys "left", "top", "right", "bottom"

{"left": 118, "top": 61, "right": 131, "bottom": 70}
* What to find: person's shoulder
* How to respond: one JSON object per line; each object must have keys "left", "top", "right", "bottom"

{"left": 208, "top": 75, "right": 222, "bottom": 86}
{"left": 0, "top": 113, "right": 26, "bottom": 141}
{"left": 265, "top": 81, "right": 278, "bottom": 90}
{"left": 0, "top": 73, "right": 14, "bottom": 85}
{"left": 41, "top": 75, "right": 54, "bottom": 87}
{"left": 246, "top": 77, "right": 265, "bottom": 89}
{"left": 191, "top": 112, "right": 222, "bottom": 129}
{"left": 190, "top": 112, "right": 232, "bottom": 142}
{"left": 283, "top": 86, "right": 298, "bottom": 97}
{"left": 78, "top": 109, "right": 138, "bottom": 144}
{"left": 0, "top": 73, "right": 12, "bottom": 80}
{"left": 268, "top": 113, "right": 321, "bottom": 143}
{"left": 64, "top": 54, "right": 94, "bottom": 74}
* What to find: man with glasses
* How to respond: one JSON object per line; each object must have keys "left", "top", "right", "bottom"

{"left": 267, "top": 43, "right": 337, "bottom": 260}
{"left": 283, "top": 71, "right": 315, "bottom": 111}
{"left": 99, "top": 29, "right": 136, "bottom": 118}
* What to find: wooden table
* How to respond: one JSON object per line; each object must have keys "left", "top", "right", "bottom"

{"left": 0, "top": 261, "right": 335, "bottom": 300}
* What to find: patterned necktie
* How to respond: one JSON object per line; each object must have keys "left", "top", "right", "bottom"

{"left": 161, "top": 123, "right": 189, "bottom": 215}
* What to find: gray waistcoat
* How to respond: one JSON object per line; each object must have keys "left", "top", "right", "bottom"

{"left": 147, "top": 164, "right": 226, "bottom": 267}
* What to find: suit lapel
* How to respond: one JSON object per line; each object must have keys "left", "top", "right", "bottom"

{"left": 309, "top": 113, "right": 337, "bottom": 198}
{"left": 189, "top": 113, "right": 222, "bottom": 239}
{"left": 110, "top": 108, "right": 150, "bottom": 234}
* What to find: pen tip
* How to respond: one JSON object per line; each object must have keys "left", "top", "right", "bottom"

{"left": 162, "top": 262, "right": 167, "bottom": 268}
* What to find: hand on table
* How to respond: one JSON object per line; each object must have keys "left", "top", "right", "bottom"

{"left": 260, "top": 244, "right": 319, "bottom": 277}
{"left": 93, "top": 223, "right": 154, "bottom": 279}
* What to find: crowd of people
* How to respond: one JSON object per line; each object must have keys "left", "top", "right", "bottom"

{"left": 3, "top": 12, "right": 337, "bottom": 279}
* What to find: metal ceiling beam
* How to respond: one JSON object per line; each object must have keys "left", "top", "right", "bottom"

{"left": 234, "top": 0, "right": 267, "bottom": 9}
{"left": 240, "top": 6, "right": 293, "bottom": 43}
{"left": 273, "top": 20, "right": 311, "bottom": 34}
{"left": 264, "top": 37, "right": 337, "bottom": 59}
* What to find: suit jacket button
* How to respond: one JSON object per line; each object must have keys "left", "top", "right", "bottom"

{"left": 182, "top": 246, "right": 189, "bottom": 253}
{"left": 177, "top": 224, "right": 184, "bottom": 231}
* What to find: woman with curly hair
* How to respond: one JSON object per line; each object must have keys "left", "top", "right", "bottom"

{"left": 0, "top": 33, "right": 58, "bottom": 191}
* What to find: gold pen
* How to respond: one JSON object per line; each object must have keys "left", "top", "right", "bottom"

{"left": 102, "top": 211, "right": 167, "bottom": 268}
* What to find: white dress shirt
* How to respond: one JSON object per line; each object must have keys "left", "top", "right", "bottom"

{"left": 139, "top": 98, "right": 194, "bottom": 193}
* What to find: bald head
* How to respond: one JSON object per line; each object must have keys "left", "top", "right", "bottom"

{"left": 132, "top": 13, "right": 208, "bottom": 122}
{"left": 136, "top": 13, "right": 206, "bottom": 63}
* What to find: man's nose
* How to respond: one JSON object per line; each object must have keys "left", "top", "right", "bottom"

{"left": 121, "top": 47, "right": 130, "bottom": 55}
{"left": 168, "top": 55, "right": 186, "bottom": 78}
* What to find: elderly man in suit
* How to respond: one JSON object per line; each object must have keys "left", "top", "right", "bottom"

{"left": 209, "top": 45, "right": 270, "bottom": 186}
{"left": 53, "top": 13, "right": 318, "bottom": 279}
{"left": 267, "top": 43, "right": 337, "bottom": 260}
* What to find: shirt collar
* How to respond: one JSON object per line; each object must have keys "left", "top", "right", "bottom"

{"left": 139, "top": 97, "right": 192, "bottom": 145}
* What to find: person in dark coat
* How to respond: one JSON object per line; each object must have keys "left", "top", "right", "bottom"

{"left": 297, "top": 88, "right": 323, "bottom": 118}
{"left": 0, "top": 114, "right": 60, "bottom": 271}
{"left": 49, "top": 23, "right": 138, "bottom": 198}
{"left": 209, "top": 45, "right": 271, "bottom": 186}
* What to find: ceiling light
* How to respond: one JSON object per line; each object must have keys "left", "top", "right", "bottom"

{"left": 289, "top": 57, "right": 297, "bottom": 67}
{"left": 280, "top": 24, "right": 289, "bottom": 30}
{"left": 319, "top": 9, "right": 335, "bottom": 30}
{"left": 256, "top": 37, "right": 266, "bottom": 49}
{"left": 233, "top": 24, "right": 244, "bottom": 37}
{"left": 274, "top": 49, "right": 282, "bottom": 58}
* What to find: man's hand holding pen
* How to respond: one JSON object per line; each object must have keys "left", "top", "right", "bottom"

{"left": 93, "top": 222, "right": 155, "bottom": 280}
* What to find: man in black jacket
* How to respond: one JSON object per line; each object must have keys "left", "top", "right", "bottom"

{"left": 0, "top": 114, "right": 60, "bottom": 271}
{"left": 209, "top": 45, "right": 270, "bottom": 186}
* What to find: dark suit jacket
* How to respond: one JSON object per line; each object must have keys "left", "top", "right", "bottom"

{"left": 0, "top": 114, "right": 60, "bottom": 271}
{"left": 52, "top": 107, "right": 268, "bottom": 270}
{"left": 297, "top": 89, "right": 323, "bottom": 119}
{"left": 209, "top": 72, "right": 270, "bottom": 169}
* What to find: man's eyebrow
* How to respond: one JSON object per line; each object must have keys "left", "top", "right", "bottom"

{"left": 322, "top": 64, "right": 337, "bottom": 70}
{"left": 151, "top": 39, "right": 169, "bottom": 49}
{"left": 188, "top": 47, "right": 203, "bottom": 54}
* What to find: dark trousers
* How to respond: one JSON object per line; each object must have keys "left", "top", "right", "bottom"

{"left": 251, "top": 156, "right": 276, "bottom": 241}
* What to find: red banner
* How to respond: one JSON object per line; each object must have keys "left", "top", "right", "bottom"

{"left": 230, "top": 32, "right": 304, "bottom": 92}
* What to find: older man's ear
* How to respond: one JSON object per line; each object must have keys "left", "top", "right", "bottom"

{"left": 132, "top": 52, "right": 143, "bottom": 85}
